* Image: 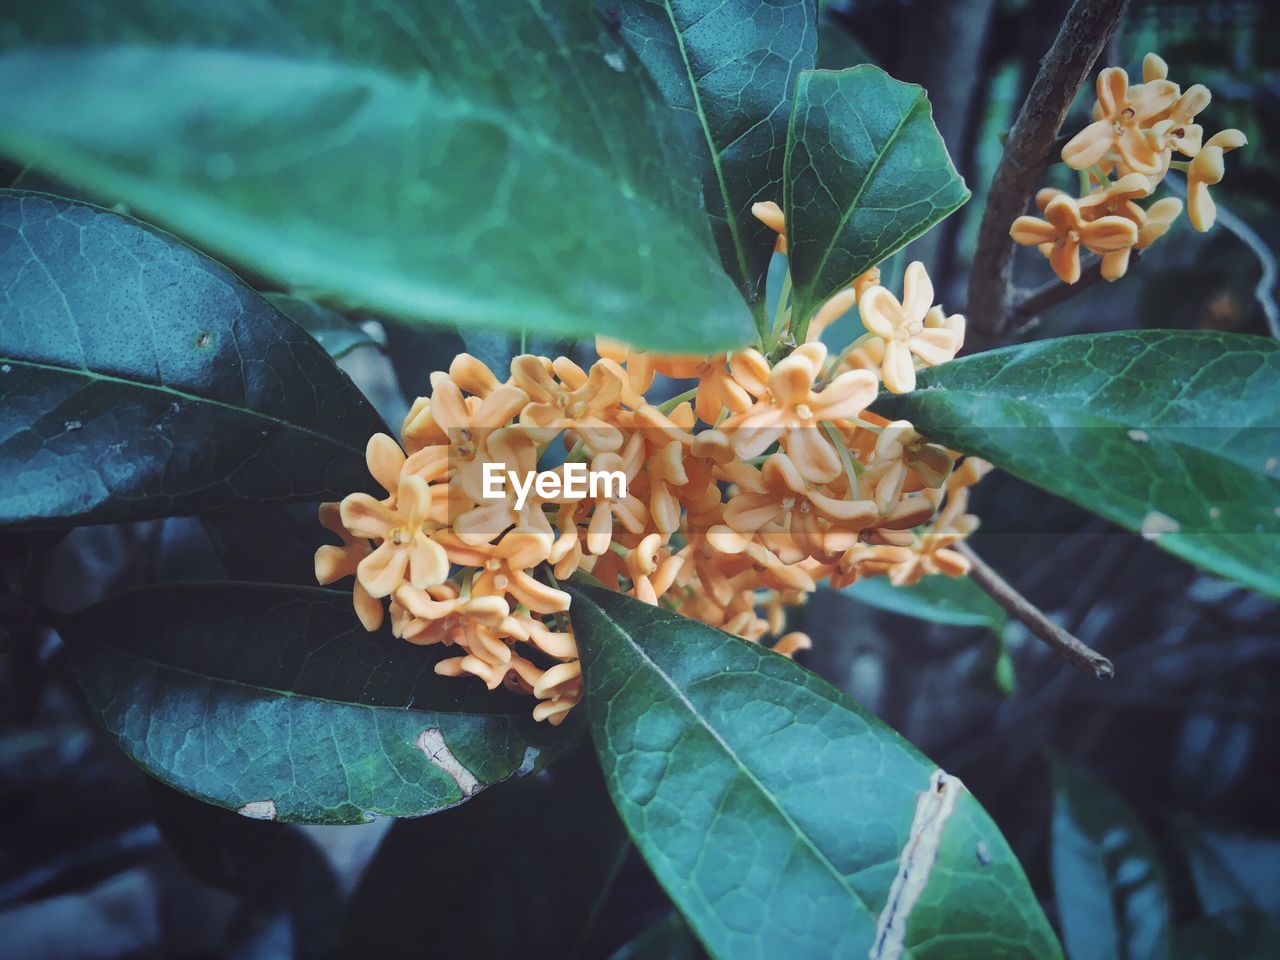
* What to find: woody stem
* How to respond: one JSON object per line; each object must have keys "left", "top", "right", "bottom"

{"left": 957, "top": 542, "right": 1114, "bottom": 679}
{"left": 1008, "top": 248, "right": 1142, "bottom": 329}
{"left": 966, "top": 0, "right": 1129, "bottom": 338}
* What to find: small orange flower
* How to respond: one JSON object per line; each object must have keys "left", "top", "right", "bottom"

{"left": 1062, "top": 66, "right": 1179, "bottom": 174}
{"left": 340, "top": 470, "right": 450, "bottom": 598}
{"left": 857, "top": 262, "right": 964, "bottom": 394}
{"left": 724, "top": 343, "right": 878, "bottom": 483}
{"left": 1010, "top": 194, "right": 1138, "bottom": 285}
{"left": 1187, "top": 129, "right": 1247, "bottom": 232}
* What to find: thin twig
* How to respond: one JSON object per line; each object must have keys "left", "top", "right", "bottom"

{"left": 1007, "top": 249, "right": 1142, "bottom": 330}
{"left": 958, "top": 542, "right": 1115, "bottom": 679}
{"left": 967, "top": 0, "right": 1129, "bottom": 338}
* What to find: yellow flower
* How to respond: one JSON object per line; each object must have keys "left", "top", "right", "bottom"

{"left": 1078, "top": 173, "right": 1153, "bottom": 280}
{"left": 511, "top": 355, "right": 624, "bottom": 453}
{"left": 314, "top": 502, "right": 383, "bottom": 631}
{"left": 1187, "top": 129, "right": 1247, "bottom": 232}
{"left": 857, "top": 262, "right": 964, "bottom": 394}
{"left": 583, "top": 432, "right": 650, "bottom": 554}
{"left": 339, "top": 469, "right": 450, "bottom": 598}
{"left": 724, "top": 343, "right": 878, "bottom": 483}
{"left": 804, "top": 266, "right": 882, "bottom": 343}
{"left": 1149, "top": 84, "right": 1211, "bottom": 159}
{"left": 723, "top": 452, "right": 876, "bottom": 560}
{"left": 439, "top": 527, "right": 571, "bottom": 614}
{"left": 1062, "top": 65, "right": 1179, "bottom": 174}
{"left": 1010, "top": 194, "right": 1138, "bottom": 285}
{"left": 452, "top": 427, "right": 553, "bottom": 545}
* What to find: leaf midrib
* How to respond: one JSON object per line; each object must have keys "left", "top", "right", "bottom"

{"left": 661, "top": 0, "right": 753, "bottom": 292}
{"left": 587, "top": 598, "right": 880, "bottom": 926}
{"left": 0, "top": 356, "right": 368, "bottom": 457}
{"left": 798, "top": 77, "right": 923, "bottom": 311}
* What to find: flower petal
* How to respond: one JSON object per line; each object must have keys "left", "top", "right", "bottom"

{"left": 365, "top": 434, "right": 406, "bottom": 495}
{"left": 1010, "top": 215, "right": 1059, "bottom": 246}
{"left": 340, "top": 493, "right": 397, "bottom": 539}
{"left": 900, "top": 261, "right": 934, "bottom": 324}
{"left": 1061, "top": 119, "right": 1114, "bottom": 170}
{"left": 784, "top": 425, "right": 841, "bottom": 483}
{"left": 881, "top": 339, "right": 917, "bottom": 395}
{"left": 856, "top": 286, "right": 902, "bottom": 339}
{"left": 357, "top": 542, "right": 409, "bottom": 598}
{"left": 813, "top": 370, "right": 878, "bottom": 420}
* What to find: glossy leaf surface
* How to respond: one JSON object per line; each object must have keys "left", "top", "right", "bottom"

{"left": 61, "top": 583, "right": 571, "bottom": 824}
{"left": 570, "top": 583, "right": 1060, "bottom": 959}
{"left": 875, "top": 331, "right": 1280, "bottom": 599}
{"left": 0, "top": 191, "right": 385, "bottom": 528}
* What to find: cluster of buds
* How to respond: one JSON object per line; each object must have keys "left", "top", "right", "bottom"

{"left": 1011, "top": 52, "right": 1247, "bottom": 283}
{"left": 316, "top": 209, "right": 984, "bottom": 724}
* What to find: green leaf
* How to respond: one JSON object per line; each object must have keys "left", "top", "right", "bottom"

{"left": 0, "top": 3, "right": 754, "bottom": 352}
{"left": 841, "top": 574, "right": 1007, "bottom": 633}
{"left": 614, "top": 0, "right": 817, "bottom": 315}
{"left": 59, "top": 582, "right": 572, "bottom": 824}
{"left": 569, "top": 582, "right": 1060, "bottom": 959}
{"left": 340, "top": 741, "right": 627, "bottom": 957}
{"left": 784, "top": 65, "right": 969, "bottom": 325}
{"left": 1050, "top": 759, "right": 1173, "bottom": 960}
{"left": 263, "top": 294, "right": 377, "bottom": 360}
{"left": 873, "top": 331, "right": 1280, "bottom": 599}
{"left": 0, "top": 190, "right": 386, "bottom": 529}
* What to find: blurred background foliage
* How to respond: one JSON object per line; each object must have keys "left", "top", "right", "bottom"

{"left": 2, "top": 0, "right": 1278, "bottom": 957}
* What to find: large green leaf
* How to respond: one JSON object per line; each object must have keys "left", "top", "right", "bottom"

{"left": 614, "top": 0, "right": 816, "bottom": 316}
{"left": 783, "top": 65, "right": 969, "bottom": 325}
{"left": 0, "top": 191, "right": 385, "bottom": 529}
{"left": 1051, "top": 759, "right": 1173, "bottom": 960}
{"left": 340, "top": 742, "right": 627, "bottom": 957}
{"left": 842, "top": 575, "right": 1007, "bottom": 633}
{"left": 264, "top": 293, "right": 377, "bottom": 360}
{"left": 569, "top": 582, "right": 1060, "bottom": 959}
{"left": 59, "top": 583, "right": 572, "bottom": 824}
{"left": 0, "top": 2, "right": 753, "bottom": 352}
{"left": 874, "top": 331, "right": 1280, "bottom": 599}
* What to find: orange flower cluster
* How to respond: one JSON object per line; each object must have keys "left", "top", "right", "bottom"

{"left": 1011, "top": 53, "right": 1246, "bottom": 283}
{"left": 317, "top": 242, "right": 982, "bottom": 725}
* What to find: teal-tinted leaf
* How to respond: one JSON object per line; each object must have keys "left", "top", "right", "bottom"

{"left": 611, "top": 912, "right": 705, "bottom": 960}
{"left": 200, "top": 503, "right": 322, "bottom": 586}
{"left": 570, "top": 583, "right": 1060, "bottom": 959}
{"left": 874, "top": 331, "right": 1280, "bottom": 599}
{"left": 841, "top": 574, "right": 1007, "bottom": 633}
{"left": 1051, "top": 759, "right": 1173, "bottom": 960}
{"left": 340, "top": 742, "right": 626, "bottom": 957}
{"left": 0, "top": 191, "right": 386, "bottom": 529}
{"left": 59, "top": 583, "right": 571, "bottom": 824}
{"left": 614, "top": 0, "right": 817, "bottom": 314}
{"left": 0, "top": 3, "right": 753, "bottom": 352}
{"left": 263, "top": 294, "right": 376, "bottom": 360}
{"left": 783, "top": 65, "right": 969, "bottom": 325}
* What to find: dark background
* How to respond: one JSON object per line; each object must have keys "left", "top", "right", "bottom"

{"left": 2, "top": 0, "right": 1278, "bottom": 956}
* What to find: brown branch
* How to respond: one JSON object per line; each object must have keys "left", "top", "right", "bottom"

{"left": 966, "top": 0, "right": 1129, "bottom": 338}
{"left": 1006, "top": 248, "right": 1142, "bottom": 330}
{"left": 958, "top": 542, "right": 1115, "bottom": 680}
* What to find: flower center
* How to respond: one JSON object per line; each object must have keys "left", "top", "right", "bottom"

{"left": 794, "top": 403, "right": 814, "bottom": 420}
